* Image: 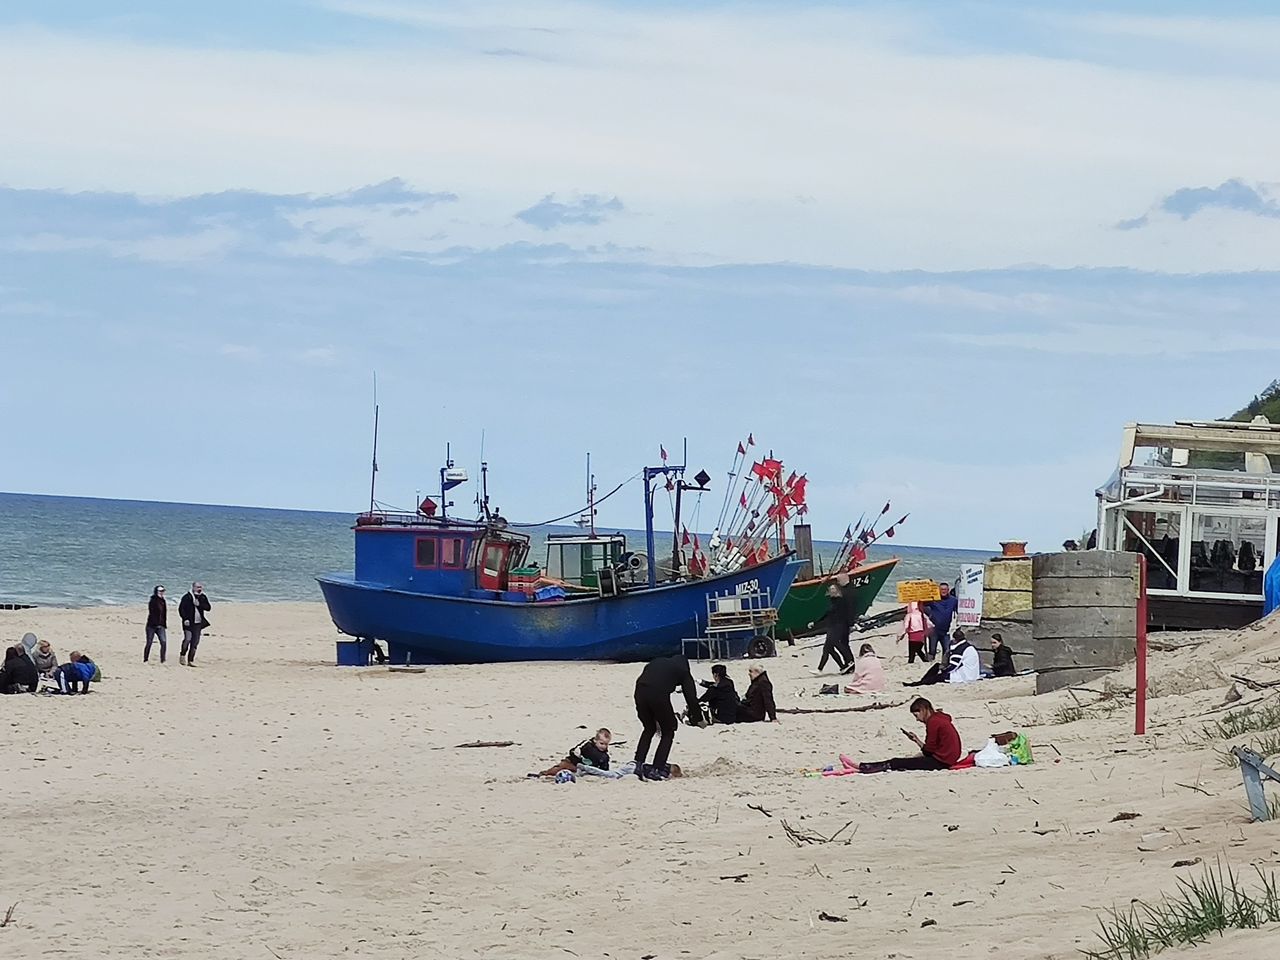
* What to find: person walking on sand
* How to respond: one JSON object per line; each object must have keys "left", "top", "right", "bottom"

{"left": 898, "top": 602, "right": 933, "bottom": 664}
{"left": 145, "top": 585, "right": 169, "bottom": 664}
{"left": 808, "top": 583, "right": 852, "bottom": 674}
{"left": 632, "top": 654, "right": 705, "bottom": 781}
{"left": 178, "top": 582, "right": 211, "bottom": 666}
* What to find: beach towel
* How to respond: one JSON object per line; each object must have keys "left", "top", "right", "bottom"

{"left": 815, "top": 751, "right": 979, "bottom": 776}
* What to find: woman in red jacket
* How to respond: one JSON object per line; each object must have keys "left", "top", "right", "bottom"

{"left": 859, "top": 697, "right": 961, "bottom": 773}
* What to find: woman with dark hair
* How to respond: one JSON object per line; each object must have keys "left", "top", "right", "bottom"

{"left": 145, "top": 585, "right": 168, "bottom": 664}
{"left": 858, "top": 698, "right": 961, "bottom": 773}
{"left": 698, "top": 664, "right": 739, "bottom": 724}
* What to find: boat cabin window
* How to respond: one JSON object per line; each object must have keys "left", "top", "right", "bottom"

{"left": 415, "top": 537, "right": 438, "bottom": 568}
{"left": 441, "top": 537, "right": 466, "bottom": 569}
{"left": 545, "top": 539, "right": 623, "bottom": 586}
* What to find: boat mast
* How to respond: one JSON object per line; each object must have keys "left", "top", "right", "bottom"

{"left": 368, "top": 384, "right": 380, "bottom": 515}
{"left": 440, "top": 442, "right": 452, "bottom": 521}
{"left": 587, "top": 452, "right": 596, "bottom": 537}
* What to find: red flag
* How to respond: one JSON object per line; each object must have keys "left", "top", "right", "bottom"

{"left": 747, "top": 433, "right": 755, "bottom": 446}
{"left": 725, "top": 537, "right": 733, "bottom": 550}
{"left": 756, "top": 543, "right": 769, "bottom": 563}
{"left": 750, "top": 461, "right": 765, "bottom": 481}
{"left": 785, "top": 470, "right": 797, "bottom": 489}
{"left": 851, "top": 544, "right": 867, "bottom": 566}
{"left": 681, "top": 526, "right": 691, "bottom": 546}
{"left": 693, "top": 534, "right": 701, "bottom": 551}
{"left": 791, "top": 476, "right": 807, "bottom": 505}
{"left": 736, "top": 441, "right": 746, "bottom": 455}
{"left": 885, "top": 526, "right": 895, "bottom": 538}
{"left": 660, "top": 445, "right": 668, "bottom": 462}
{"left": 739, "top": 491, "right": 748, "bottom": 509}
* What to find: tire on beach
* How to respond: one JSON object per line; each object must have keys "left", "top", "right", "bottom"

{"left": 747, "top": 635, "right": 776, "bottom": 659}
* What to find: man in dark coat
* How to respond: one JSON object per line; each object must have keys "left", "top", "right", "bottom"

{"left": 633, "top": 654, "right": 704, "bottom": 780}
{"left": 924, "top": 581, "right": 958, "bottom": 662}
{"left": 178, "top": 582, "right": 212, "bottom": 666}
{"left": 809, "top": 584, "right": 852, "bottom": 673}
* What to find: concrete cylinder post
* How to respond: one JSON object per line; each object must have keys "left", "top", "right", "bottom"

{"left": 1033, "top": 551, "right": 1140, "bottom": 695}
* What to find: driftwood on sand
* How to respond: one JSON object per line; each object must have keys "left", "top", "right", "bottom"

{"left": 778, "top": 700, "right": 905, "bottom": 716}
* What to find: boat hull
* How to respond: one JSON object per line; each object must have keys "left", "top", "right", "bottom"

{"left": 317, "top": 554, "right": 802, "bottom": 664}
{"left": 775, "top": 558, "right": 898, "bottom": 639}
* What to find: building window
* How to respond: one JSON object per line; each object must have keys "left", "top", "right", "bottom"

{"left": 1189, "top": 512, "right": 1266, "bottom": 596}
{"left": 1121, "top": 509, "right": 1181, "bottom": 591}
{"left": 415, "top": 537, "right": 437, "bottom": 568}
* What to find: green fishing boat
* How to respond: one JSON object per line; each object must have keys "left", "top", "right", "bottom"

{"left": 774, "top": 556, "right": 899, "bottom": 640}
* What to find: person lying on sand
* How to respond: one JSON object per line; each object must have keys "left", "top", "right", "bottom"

{"left": 534, "top": 728, "right": 613, "bottom": 777}
{"left": 843, "top": 644, "right": 886, "bottom": 694}
{"left": 858, "top": 697, "right": 961, "bottom": 773}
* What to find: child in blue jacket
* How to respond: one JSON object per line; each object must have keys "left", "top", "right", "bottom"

{"left": 56, "top": 651, "right": 97, "bottom": 694}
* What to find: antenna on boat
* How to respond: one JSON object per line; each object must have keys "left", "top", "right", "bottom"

{"left": 477, "top": 429, "right": 491, "bottom": 521}
{"left": 368, "top": 373, "right": 380, "bottom": 515}
{"left": 588, "top": 452, "right": 596, "bottom": 537}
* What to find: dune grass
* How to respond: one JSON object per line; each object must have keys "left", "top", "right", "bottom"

{"left": 1083, "top": 861, "right": 1280, "bottom": 960}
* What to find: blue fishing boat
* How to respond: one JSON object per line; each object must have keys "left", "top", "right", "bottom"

{"left": 317, "top": 451, "right": 802, "bottom": 664}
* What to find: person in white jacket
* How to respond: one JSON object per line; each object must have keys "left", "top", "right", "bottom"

{"left": 946, "top": 629, "right": 981, "bottom": 684}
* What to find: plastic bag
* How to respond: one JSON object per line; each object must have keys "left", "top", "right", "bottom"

{"left": 1008, "top": 734, "right": 1033, "bottom": 765}
{"left": 974, "top": 738, "right": 1010, "bottom": 768}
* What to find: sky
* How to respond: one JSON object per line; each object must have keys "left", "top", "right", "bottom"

{"left": 3, "top": 1, "right": 1280, "bottom": 550}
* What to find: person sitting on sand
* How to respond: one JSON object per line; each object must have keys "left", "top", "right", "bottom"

{"left": 699, "top": 664, "right": 739, "bottom": 724}
{"left": 32, "top": 638, "right": 58, "bottom": 677}
{"left": 990, "top": 633, "right": 1016, "bottom": 678}
{"left": 843, "top": 644, "right": 886, "bottom": 694}
{"left": 533, "top": 728, "right": 614, "bottom": 778}
{"left": 738, "top": 663, "right": 778, "bottom": 723}
{"left": 946, "top": 629, "right": 980, "bottom": 684}
{"left": 55, "top": 651, "right": 97, "bottom": 695}
{"left": 808, "top": 583, "right": 852, "bottom": 674}
{"left": 897, "top": 602, "right": 933, "bottom": 665}
{"left": 1, "top": 643, "right": 39, "bottom": 694}
{"left": 858, "top": 697, "right": 962, "bottom": 773}
{"left": 633, "top": 654, "right": 705, "bottom": 781}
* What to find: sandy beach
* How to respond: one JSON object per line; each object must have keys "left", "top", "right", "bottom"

{"left": 3, "top": 601, "right": 1280, "bottom": 959}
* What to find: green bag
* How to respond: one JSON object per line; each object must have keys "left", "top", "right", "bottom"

{"left": 1009, "top": 734, "right": 1033, "bottom": 765}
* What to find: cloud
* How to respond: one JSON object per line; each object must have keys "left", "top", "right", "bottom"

{"left": 1117, "top": 178, "right": 1280, "bottom": 230}
{"left": 515, "top": 193, "right": 624, "bottom": 231}
{"left": 0, "top": 180, "right": 456, "bottom": 262}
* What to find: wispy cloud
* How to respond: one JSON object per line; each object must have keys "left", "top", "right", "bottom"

{"left": 1117, "top": 178, "right": 1280, "bottom": 230}
{"left": 0, "top": 180, "right": 456, "bottom": 262}
{"left": 515, "top": 193, "right": 624, "bottom": 231}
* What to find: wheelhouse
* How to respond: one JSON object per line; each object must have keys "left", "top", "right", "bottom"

{"left": 544, "top": 533, "right": 627, "bottom": 588}
{"left": 353, "top": 512, "right": 530, "bottom": 596}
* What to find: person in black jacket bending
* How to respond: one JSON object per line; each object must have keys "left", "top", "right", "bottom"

{"left": 698, "top": 664, "right": 739, "bottom": 724}
{"left": 178, "top": 582, "right": 212, "bottom": 666}
{"left": 145, "top": 585, "right": 168, "bottom": 664}
{"left": 738, "top": 664, "right": 778, "bottom": 723}
{"left": 633, "top": 654, "right": 704, "bottom": 780}
{"left": 808, "top": 584, "right": 852, "bottom": 673}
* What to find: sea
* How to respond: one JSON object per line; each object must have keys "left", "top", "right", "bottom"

{"left": 0, "top": 492, "right": 992, "bottom": 608}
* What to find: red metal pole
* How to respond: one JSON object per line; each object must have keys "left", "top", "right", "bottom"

{"left": 1135, "top": 554, "right": 1148, "bottom": 736}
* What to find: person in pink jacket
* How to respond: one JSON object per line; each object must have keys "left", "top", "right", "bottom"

{"left": 898, "top": 602, "right": 933, "bottom": 664}
{"left": 843, "top": 644, "right": 886, "bottom": 694}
